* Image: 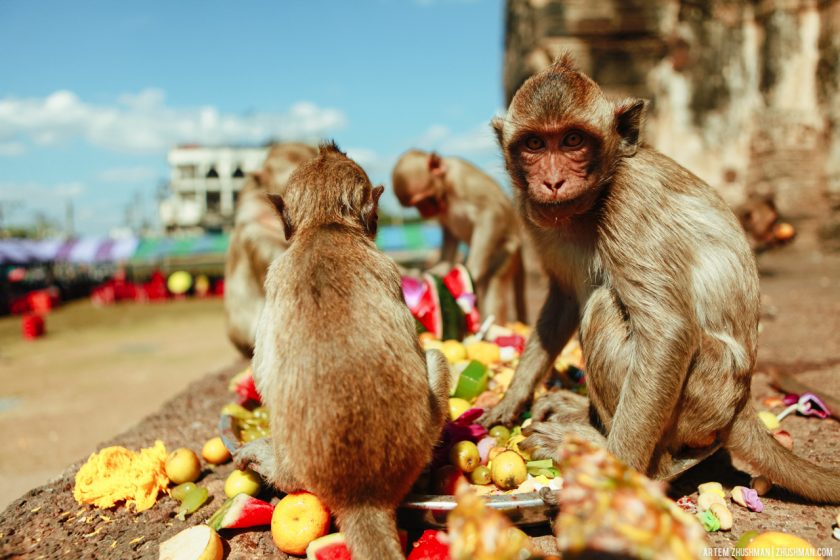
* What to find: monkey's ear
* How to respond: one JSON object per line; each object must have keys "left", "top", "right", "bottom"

{"left": 614, "top": 98, "right": 648, "bottom": 157}
{"left": 250, "top": 170, "right": 270, "bottom": 188}
{"left": 428, "top": 153, "right": 447, "bottom": 177}
{"left": 266, "top": 193, "right": 294, "bottom": 240}
{"left": 491, "top": 116, "right": 505, "bottom": 147}
{"left": 361, "top": 185, "right": 385, "bottom": 238}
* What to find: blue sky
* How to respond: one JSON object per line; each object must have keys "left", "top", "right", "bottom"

{"left": 0, "top": 0, "right": 506, "bottom": 236}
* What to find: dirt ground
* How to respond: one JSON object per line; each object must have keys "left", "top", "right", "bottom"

{"left": 0, "top": 298, "right": 240, "bottom": 510}
{"left": 0, "top": 248, "right": 839, "bottom": 558}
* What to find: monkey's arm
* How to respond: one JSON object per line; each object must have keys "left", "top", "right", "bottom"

{"left": 465, "top": 214, "right": 511, "bottom": 288}
{"left": 479, "top": 283, "right": 578, "bottom": 427}
{"left": 439, "top": 226, "right": 458, "bottom": 265}
{"left": 594, "top": 283, "right": 695, "bottom": 474}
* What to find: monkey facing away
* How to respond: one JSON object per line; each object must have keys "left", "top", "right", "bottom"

{"left": 392, "top": 150, "right": 527, "bottom": 324}
{"left": 235, "top": 143, "right": 452, "bottom": 559}
{"left": 224, "top": 142, "right": 317, "bottom": 357}
{"left": 480, "top": 56, "right": 840, "bottom": 502}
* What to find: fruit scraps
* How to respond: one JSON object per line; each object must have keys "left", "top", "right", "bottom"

{"left": 73, "top": 440, "right": 169, "bottom": 512}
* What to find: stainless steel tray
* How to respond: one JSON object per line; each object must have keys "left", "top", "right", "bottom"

{"left": 218, "top": 414, "right": 719, "bottom": 528}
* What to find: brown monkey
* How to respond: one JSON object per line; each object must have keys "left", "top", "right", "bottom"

{"left": 235, "top": 143, "right": 452, "bottom": 558}
{"left": 736, "top": 193, "right": 796, "bottom": 254}
{"left": 392, "top": 150, "right": 527, "bottom": 323}
{"left": 480, "top": 56, "right": 840, "bottom": 502}
{"left": 224, "top": 142, "right": 317, "bottom": 357}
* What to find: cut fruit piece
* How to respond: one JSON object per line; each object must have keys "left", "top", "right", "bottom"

{"left": 272, "top": 491, "right": 331, "bottom": 555}
{"left": 228, "top": 368, "right": 261, "bottom": 404}
{"left": 159, "top": 525, "right": 223, "bottom": 560}
{"left": 451, "top": 360, "right": 488, "bottom": 401}
{"left": 207, "top": 493, "right": 274, "bottom": 530}
{"left": 407, "top": 529, "right": 450, "bottom": 560}
{"left": 307, "top": 531, "right": 409, "bottom": 559}
{"left": 444, "top": 264, "right": 480, "bottom": 334}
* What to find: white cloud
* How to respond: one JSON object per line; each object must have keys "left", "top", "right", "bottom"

{"left": 0, "top": 141, "right": 26, "bottom": 156}
{"left": 412, "top": 122, "right": 500, "bottom": 162}
{"left": 0, "top": 181, "right": 85, "bottom": 200}
{"left": 0, "top": 89, "right": 348, "bottom": 155}
{"left": 97, "top": 166, "right": 159, "bottom": 183}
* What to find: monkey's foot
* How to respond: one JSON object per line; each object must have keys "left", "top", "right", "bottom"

{"left": 233, "top": 437, "right": 277, "bottom": 480}
{"left": 521, "top": 421, "right": 607, "bottom": 462}
{"left": 531, "top": 390, "right": 590, "bottom": 424}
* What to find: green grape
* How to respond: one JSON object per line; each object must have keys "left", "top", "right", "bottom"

{"left": 175, "top": 487, "right": 209, "bottom": 521}
{"left": 489, "top": 425, "right": 510, "bottom": 444}
{"left": 170, "top": 482, "right": 197, "bottom": 502}
{"left": 221, "top": 403, "right": 253, "bottom": 420}
{"left": 241, "top": 428, "right": 263, "bottom": 442}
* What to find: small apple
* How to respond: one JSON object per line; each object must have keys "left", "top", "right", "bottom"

{"left": 201, "top": 437, "right": 232, "bottom": 465}
{"left": 165, "top": 448, "right": 201, "bottom": 485}
{"left": 224, "top": 468, "right": 261, "bottom": 498}
{"left": 159, "top": 525, "right": 223, "bottom": 560}
{"left": 271, "top": 491, "right": 331, "bottom": 555}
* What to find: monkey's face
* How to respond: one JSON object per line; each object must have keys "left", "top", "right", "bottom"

{"left": 512, "top": 127, "right": 605, "bottom": 226}
{"left": 393, "top": 172, "right": 444, "bottom": 218}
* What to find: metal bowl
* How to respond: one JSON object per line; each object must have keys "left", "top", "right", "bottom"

{"left": 218, "top": 414, "right": 720, "bottom": 528}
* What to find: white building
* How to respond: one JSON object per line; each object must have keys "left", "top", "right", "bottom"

{"left": 159, "top": 144, "right": 268, "bottom": 233}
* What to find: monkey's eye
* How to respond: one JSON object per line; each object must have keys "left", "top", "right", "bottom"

{"left": 563, "top": 131, "right": 585, "bottom": 148}
{"left": 524, "top": 136, "right": 545, "bottom": 151}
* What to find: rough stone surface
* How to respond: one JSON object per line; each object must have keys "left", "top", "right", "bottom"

{"left": 502, "top": 0, "right": 840, "bottom": 250}
{"left": 1, "top": 250, "right": 839, "bottom": 557}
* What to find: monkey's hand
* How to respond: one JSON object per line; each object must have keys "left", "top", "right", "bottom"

{"left": 477, "top": 392, "right": 527, "bottom": 428}
{"left": 521, "top": 421, "right": 607, "bottom": 463}
{"left": 233, "top": 437, "right": 278, "bottom": 481}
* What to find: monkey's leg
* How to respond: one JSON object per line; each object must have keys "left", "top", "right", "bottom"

{"left": 531, "top": 389, "right": 591, "bottom": 424}
{"left": 234, "top": 437, "right": 302, "bottom": 494}
{"left": 425, "top": 349, "right": 452, "bottom": 427}
{"left": 582, "top": 287, "right": 694, "bottom": 474}
{"left": 479, "top": 283, "right": 578, "bottom": 427}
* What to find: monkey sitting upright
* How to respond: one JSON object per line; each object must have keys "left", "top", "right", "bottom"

{"left": 480, "top": 55, "right": 840, "bottom": 502}
{"left": 224, "top": 142, "right": 317, "bottom": 357}
{"left": 392, "top": 150, "right": 527, "bottom": 324}
{"left": 235, "top": 143, "right": 452, "bottom": 559}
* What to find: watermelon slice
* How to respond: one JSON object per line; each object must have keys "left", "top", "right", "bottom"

{"left": 404, "top": 273, "right": 466, "bottom": 340}
{"left": 228, "top": 368, "right": 261, "bottom": 405}
{"left": 407, "top": 530, "right": 451, "bottom": 560}
{"left": 306, "top": 531, "right": 409, "bottom": 559}
{"left": 443, "top": 265, "right": 480, "bottom": 334}
{"left": 206, "top": 493, "right": 274, "bottom": 531}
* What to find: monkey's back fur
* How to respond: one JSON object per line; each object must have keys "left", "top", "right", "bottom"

{"left": 255, "top": 227, "right": 439, "bottom": 503}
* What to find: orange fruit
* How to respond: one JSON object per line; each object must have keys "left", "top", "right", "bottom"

{"left": 201, "top": 437, "right": 231, "bottom": 465}
{"left": 165, "top": 448, "right": 201, "bottom": 485}
{"left": 271, "top": 491, "right": 331, "bottom": 555}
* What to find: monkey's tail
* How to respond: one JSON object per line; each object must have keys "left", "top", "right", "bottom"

{"left": 727, "top": 404, "right": 840, "bottom": 503}
{"left": 337, "top": 504, "right": 404, "bottom": 560}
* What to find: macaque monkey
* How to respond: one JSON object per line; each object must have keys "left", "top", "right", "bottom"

{"left": 235, "top": 143, "right": 452, "bottom": 558}
{"left": 736, "top": 193, "right": 796, "bottom": 253}
{"left": 392, "top": 150, "right": 527, "bottom": 323}
{"left": 481, "top": 56, "right": 840, "bottom": 502}
{"left": 224, "top": 142, "right": 317, "bottom": 357}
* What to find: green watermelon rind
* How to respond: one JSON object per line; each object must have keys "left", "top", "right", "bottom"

{"left": 425, "top": 273, "right": 466, "bottom": 341}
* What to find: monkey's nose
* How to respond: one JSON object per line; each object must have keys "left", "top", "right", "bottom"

{"left": 543, "top": 180, "right": 564, "bottom": 192}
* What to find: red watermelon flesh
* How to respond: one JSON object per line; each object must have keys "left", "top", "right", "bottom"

{"left": 306, "top": 531, "right": 409, "bottom": 559}
{"left": 407, "top": 530, "right": 451, "bottom": 560}
{"left": 443, "top": 265, "right": 480, "bottom": 333}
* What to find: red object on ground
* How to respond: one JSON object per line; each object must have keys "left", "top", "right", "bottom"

{"left": 407, "top": 530, "right": 450, "bottom": 560}
{"left": 21, "top": 314, "right": 45, "bottom": 339}
{"left": 213, "top": 278, "right": 225, "bottom": 297}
